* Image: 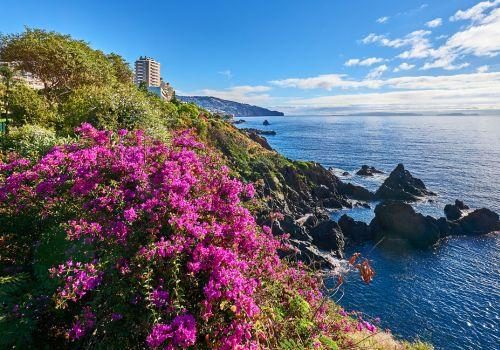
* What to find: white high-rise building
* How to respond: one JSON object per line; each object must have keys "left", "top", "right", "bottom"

{"left": 134, "top": 56, "right": 161, "bottom": 87}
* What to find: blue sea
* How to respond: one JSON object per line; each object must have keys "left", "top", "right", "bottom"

{"left": 237, "top": 115, "right": 500, "bottom": 350}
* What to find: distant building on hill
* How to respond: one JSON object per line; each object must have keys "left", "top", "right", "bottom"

{"left": 0, "top": 61, "right": 45, "bottom": 89}
{"left": 133, "top": 56, "right": 175, "bottom": 101}
{"left": 147, "top": 79, "right": 175, "bottom": 101}
{"left": 134, "top": 56, "right": 161, "bottom": 87}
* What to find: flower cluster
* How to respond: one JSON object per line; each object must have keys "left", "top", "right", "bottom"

{"left": 0, "top": 123, "right": 373, "bottom": 349}
{"left": 146, "top": 314, "right": 197, "bottom": 349}
{"left": 49, "top": 260, "right": 103, "bottom": 307}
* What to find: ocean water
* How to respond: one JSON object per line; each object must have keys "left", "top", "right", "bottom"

{"left": 237, "top": 115, "right": 500, "bottom": 349}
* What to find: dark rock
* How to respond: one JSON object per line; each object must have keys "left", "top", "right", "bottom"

{"left": 322, "top": 198, "right": 344, "bottom": 209}
{"left": 285, "top": 239, "right": 342, "bottom": 268}
{"left": 369, "top": 201, "right": 440, "bottom": 248}
{"left": 356, "top": 165, "right": 384, "bottom": 176}
{"left": 342, "top": 171, "right": 350, "bottom": 176}
{"left": 245, "top": 132, "right": 273, "bottom": 151}
{"left": 455, "top": 199, "right": 469, "bottom": 210}
{"left": 375, "top": 163, "right": 436, "bottom": 201}
{"left": 304, "top": 214, "right": 319, "bottom": 228}
{"left": 294, "top": 214, "right": 320, "bottom": 229}
{"left": 232, "top": 119, "right": 246, "bottom": 124}
{"left": 312, "top": 184, "right": 333, "bottom": 200}
{"left": 444, "top": 203, "right": 462, "bottom": 221}
{"left": 271, "top": 215, "right": 312, "bottom": 242}
{"left": 338, "top": 182, "right": 376, "bottom": 201}
{"left": 458, "top": 208, "right": 499, "bottom": 235}
{"left": 310, "top": 220, "right": 345, "bottom": 256}
{"left": 338, "top": 214, "right": 374, "bottom": 244}
{"left": 436, "top": 217, "right": 451, "bottom": 236}
{"left": 241, "top": 128, "right": 276, "bottom": 135}
{"left": 263, "top": 119, "right": 270, "bottom": 126}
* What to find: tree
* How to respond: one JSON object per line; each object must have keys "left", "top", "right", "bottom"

{"left": 0, "top": 28, "right": 116, "bottom": 103}
{"left": 60, "top": 84, "right": 177, "bottom": 134}
{"left": 0, "top": 65, "right": 14, "bottom": 121}
{"left": 107, "top": 53, "right": 134, "bottom": 85}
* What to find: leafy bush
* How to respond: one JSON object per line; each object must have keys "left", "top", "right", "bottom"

{"left": 6, "top": 83, "right": 57, "bottom": 127}
{"left": 0, "top": 124, "right": 68, "bottom": 160}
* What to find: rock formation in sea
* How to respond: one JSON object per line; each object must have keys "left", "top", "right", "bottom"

{"left": 356, "top": 165, "right": 384, "bottom": 176}
{"left": 369, "top": 201, "right": 441, "bottom": 248}
{"left": 338, "top": 214, "right": 373, "bottom": 245}
{"left": 375, "top": 163, "right": 436, "bottom": 201}
{"left": 444, "top": 199, "right": 470, "bottom": 220}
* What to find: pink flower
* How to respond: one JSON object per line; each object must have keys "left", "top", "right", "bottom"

{"left": 147, "top": 314, "right": 196, "bottom": 348}
{"left": 123, "top": 207, "right": 138, "bottom": 222}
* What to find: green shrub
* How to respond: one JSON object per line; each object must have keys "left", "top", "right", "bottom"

{"left": 1, "top": 124, "right": 68, "bottom": 159}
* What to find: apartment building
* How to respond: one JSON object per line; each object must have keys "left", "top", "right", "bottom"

{"left": 134, "top": 56, "right": 161, "bottom": 87}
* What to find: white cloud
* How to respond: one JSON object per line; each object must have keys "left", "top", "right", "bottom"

{"left": 393, "top": 62, "right": 415, "bottom": 72}
{"left": 363, "top": 2, "right": 500, "bottom": 71}
{"left": 362, "top": 33, "right": 405, "bottom": 47}
{"left": 426, "top": 18, "right": 442, "bottom": 28}
{"left": 366, "top": 64, "right": 388, "bottom": 79}
{"left": 345, "top": 57, "right": 385, "bottom": 66}
{"left": 477, "top": 65, "right": 490, "bottom": 72}
{"left": 270, "top": 74, "right": 375, "bottom": 90}
{"left": 270, "top": 71, "right": 500, "bottom": 92}
{"left": 218, "top": 69, "right": 233, "bottom": 79}
{"left": 397, "top": 30, "right": 434, "bottom": 59}
{"left": 423, "top": 7, "right": 500, "bottom": 70}
{"left": 450, "top": 0, "right": 500, "bottom": 22}
{"left": 376, "top": 16, "right": 389, "bottom": 24}
{"left": 363, "top": 30, "right": 434, "bottom": 59}
{"left": 283, "top": 72, "right": 500, "bottom": 112}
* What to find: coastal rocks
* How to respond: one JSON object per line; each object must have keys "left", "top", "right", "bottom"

{"left": 370, "top": 201, "right": 440, "bottom": 248}
{"left": 375, "top": 163, "right": 435, "bottom": 201}
{"left": 310, "top": 220, "right": 345, "bottom": 257}
{"left": 457, "top": 208, "right": 499, "bottom": 235}
{"left": 246, "top": 132, "right": 273, "bottom": 151}
{"left": 338, "top": 214, "right": 373, "bottom": 244}
{"left": 342, "top": 171, "right": 350, "bottom": 176}
{"left": 356, "top": 165, "right": 383, "bottom": 176}
{"left": 263, "top": 119, "right": 270, "bottom": 126}
{"left": 444, "top": 201, "right": 463, "bottom": 220}
{"left": 286, "top": 239, "right": 342, "bottom": 268}
{"left": 455, "top": 200, "right": 469, "bottom": 210}
{"left": 338, "top": 182, "right": 376, "bottom": 201}
{"left": 241, "top": 128, "right": 276, "bottom": 135}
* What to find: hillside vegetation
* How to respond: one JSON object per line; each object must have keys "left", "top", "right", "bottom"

{"left": 0, "top": 28, "right": 432, "bottom": 349}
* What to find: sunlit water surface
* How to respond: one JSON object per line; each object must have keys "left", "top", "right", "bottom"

{"left": 238, "top": 115, "right": 500, "bottom": 349}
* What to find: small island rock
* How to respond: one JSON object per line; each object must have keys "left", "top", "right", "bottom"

{"left": 356, "top": 165, "right": 384, "bottom": 176}
{"left": 370, "top": 201, "right": 440, "bottom": 248}
{"left": 375, "top": 163, "right": 435, "bottom": 201}
{"left": 457, "top": 208, "right": 499, "bottom": 235}
{"left": 263, "top": 119, "right": 270, "bottom": 126}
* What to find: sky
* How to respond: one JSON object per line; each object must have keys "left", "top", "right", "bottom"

{"left": 1, "top": 0, "right": 500, "bottom": 113}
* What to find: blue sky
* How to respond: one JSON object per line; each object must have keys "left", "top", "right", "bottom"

{"left": 1, "top": 0, "right": 500, "bottom": 113}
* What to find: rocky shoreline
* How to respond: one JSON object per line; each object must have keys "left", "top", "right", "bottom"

{"left": 259, "top": 161, "right": 499, "bottom": 268}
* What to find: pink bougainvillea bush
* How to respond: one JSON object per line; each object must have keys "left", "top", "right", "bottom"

{"left": 0, "top": 124, "right": 375, "bottom": 349}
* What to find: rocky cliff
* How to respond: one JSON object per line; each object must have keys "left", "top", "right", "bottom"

{"left": 178, "top": 96, "right": 284, "bottom": 117}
